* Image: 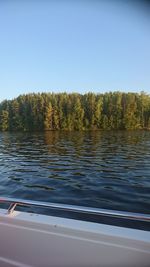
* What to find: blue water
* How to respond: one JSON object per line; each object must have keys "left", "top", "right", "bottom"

{"left": 0, "top": 130, "right": 150, "bottom": 213}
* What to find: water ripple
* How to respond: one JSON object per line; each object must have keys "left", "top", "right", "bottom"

{"left": 0, "top": 131, "right": 150, "bottom": 213}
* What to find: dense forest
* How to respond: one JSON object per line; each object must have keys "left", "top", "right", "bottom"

{"left": 0, "top": 92, "right": 150, "bottom": 131}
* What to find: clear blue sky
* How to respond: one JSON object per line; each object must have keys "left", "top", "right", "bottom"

{"left": 0, "top": 0, "right": 150, "bottom": 101}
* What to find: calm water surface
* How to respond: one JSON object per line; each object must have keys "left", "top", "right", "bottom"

{"left": 0, "top": 131, "right": 150, "bottom": 213}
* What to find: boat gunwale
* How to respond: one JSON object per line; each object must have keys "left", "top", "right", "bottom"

{"left": 0, "top": 196, "right": 150, "bottom": 222}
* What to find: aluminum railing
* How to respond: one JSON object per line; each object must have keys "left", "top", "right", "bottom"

{"left": 0, "top": 197, "right": 150, "bottom": 222}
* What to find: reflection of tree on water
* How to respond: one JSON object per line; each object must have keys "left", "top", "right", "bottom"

{"left": 44, "top": 131, "right": 69, "bottom": 155}
{"left": 44, "top": 131, "right": 102, "bottom": 158}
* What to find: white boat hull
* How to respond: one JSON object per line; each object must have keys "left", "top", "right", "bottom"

{"left": 0, "top": 208, "right": 150, "bottom": 267}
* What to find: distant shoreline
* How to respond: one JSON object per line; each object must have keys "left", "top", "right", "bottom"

{"left": 0, "top": 92, "right": 150, "bottom": 132}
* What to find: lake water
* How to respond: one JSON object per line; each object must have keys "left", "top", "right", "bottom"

{"left": 0, "top": 131, "right": 150, "bottom": 214}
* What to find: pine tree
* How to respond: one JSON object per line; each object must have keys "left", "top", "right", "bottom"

{"left": 44, "top": 103, "right": 53, "bottom": 130}
{"left": 0, "top": 110, "right": 9, "bottom": 131}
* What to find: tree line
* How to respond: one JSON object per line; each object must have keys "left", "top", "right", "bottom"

{"left": 0, "top": 91, "right": 150, "bottom": 131}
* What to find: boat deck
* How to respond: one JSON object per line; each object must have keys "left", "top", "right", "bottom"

{"left": 0, "top": 197, "right": 150, "bottom": 267}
